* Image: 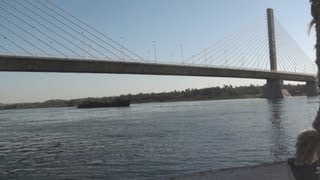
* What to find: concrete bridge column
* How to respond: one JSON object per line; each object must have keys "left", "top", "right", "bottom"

{"left": 263, "top": 9, "right": 287, "bottom": 99}
{"left": 263, "top": 79, "right": 287, "bottom": 99}
{"left": 306, "top": 81, "right": 318, "bottom": 97}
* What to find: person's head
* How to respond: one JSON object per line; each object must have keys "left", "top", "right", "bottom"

{"left": 295, "top": 129, "right": 320, "bottom": 165}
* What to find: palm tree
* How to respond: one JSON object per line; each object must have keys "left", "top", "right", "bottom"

{"left": 311, "top": 0, "right": 320, "bottom": 87}
{"left": 294, "top": 0, "right": 320, "bottom": 165}
{"left": 310, "top": 1, "right": 320, "bottom": 131}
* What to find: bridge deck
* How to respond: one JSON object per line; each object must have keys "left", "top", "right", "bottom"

{"left": 0, "top": 55, "right": 316, "bottom": 82}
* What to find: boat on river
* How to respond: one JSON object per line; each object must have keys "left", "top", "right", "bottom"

{"left": 77, "top": 99, "right": 130, "bottom": 109}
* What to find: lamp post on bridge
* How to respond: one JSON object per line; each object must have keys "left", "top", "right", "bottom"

{"left": 180, "top": 43, "right": 184, "bottom": 64}
{"left": 171, "top": 52, "right": 173, "bottom": 61}
{"left": 152, "top": 41, "right": 157, "bottom": 63}
{"left": 120, "top": 36, "right": 125, "bottom": 61}
{"left": 33, "top": 26, "right": 37, "bottom": 57}
{"left": 205, "top": 49, "right": 207, "bottom": 66}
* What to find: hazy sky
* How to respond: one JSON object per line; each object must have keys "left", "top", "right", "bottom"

{"left": 0, "top": 0, "right": 316, "bottom": 103}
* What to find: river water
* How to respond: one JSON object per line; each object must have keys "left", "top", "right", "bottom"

{"left": 0, "top": 96, "right": 319, "bottom": 179}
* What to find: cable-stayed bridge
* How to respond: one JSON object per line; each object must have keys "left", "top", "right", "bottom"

{"left": 0, "top": 0, "right": 318, "bottom": 99}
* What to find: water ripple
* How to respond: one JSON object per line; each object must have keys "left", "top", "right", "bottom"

{"left": 0, "top": 97, "right": 317, "bottom": 179}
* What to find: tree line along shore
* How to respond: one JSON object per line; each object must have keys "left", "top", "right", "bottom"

{"left": 0, "top": 84, "right": 308, "bottom": 110}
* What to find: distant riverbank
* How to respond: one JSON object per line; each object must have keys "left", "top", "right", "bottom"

{"left": 0, "top": 84, "right": 307, "bottom": 110}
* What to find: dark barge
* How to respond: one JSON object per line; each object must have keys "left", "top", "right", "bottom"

{"left": 77, "top": 99, "right": 130, "bottom": 109}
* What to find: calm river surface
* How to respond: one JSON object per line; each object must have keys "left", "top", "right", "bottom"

{"left": 0, "top": 96, "right": 319, "bottom": 179}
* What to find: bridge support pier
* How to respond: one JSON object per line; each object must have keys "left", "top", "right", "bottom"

{"left": 306, "top": 81, "right": 318, "bottom": 97}
{"left": 263, "top": 79, "right": 288, "bottom": 99}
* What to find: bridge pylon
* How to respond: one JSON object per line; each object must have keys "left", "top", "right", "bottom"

{"left": 263, "top": 8, "right": 287, "bottom": 99}
{"left": 306, "top": 80, "right": 318, "bottom": 97}
{"left": 262, "top": 9, "right": 318, "bottom": 99}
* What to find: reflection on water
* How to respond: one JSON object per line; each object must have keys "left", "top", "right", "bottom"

{"left": 0, "top": 97, "right": 318, "bottom": 179}
{"left": 267, "top": 99, "right": 289, "bottom": 161}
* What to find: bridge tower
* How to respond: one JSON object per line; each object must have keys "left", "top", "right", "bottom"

{"left": 263, "top": 8, "right": 318, "bottom": 99}
{"left": 263, "top": 8, "right": 286, "bottom": 99}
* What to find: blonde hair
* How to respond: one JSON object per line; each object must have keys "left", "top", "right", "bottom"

{"left": 295, "top": 129, "right": 320, "bottom": 165}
